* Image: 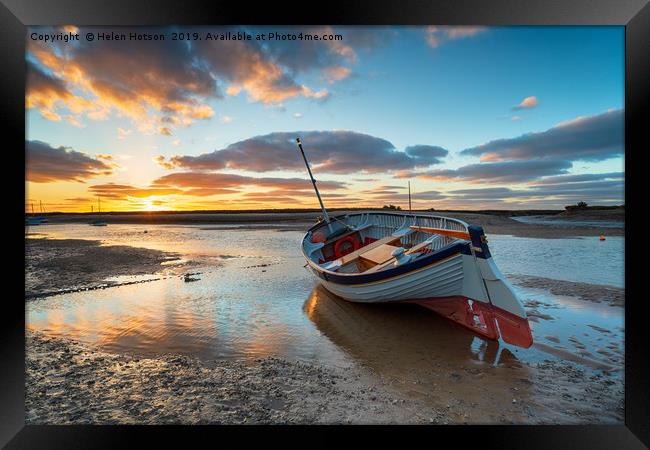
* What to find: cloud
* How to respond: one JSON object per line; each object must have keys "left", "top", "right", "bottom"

{"left": 404, "top": 145, "right": 448, "bottom": 161}
{"left": 64, "top": 115, "right": 85, "bottom": 128}
{"left": 154, "top": 155, "right": 175, "bottom": 170}
{"left": 424, "top": 26, "right": 487, "bottom": 48}
{"left": 446, "top": 179, "right": 624, "bottom": 205}
{"left": 374, "top": 190, "right": 446, "bottom": 202}
{"left": 27, "top": 30, "right": 218, "bottom": 133}
{"left": 512, "top": 96, "right": 538, "bottom": 110}
{"left": 462, "top": 109, "right": 623, "bottom": 162}
{"left": 25, "top": 61, "right": 92, "bottom": 122}
{"left": 152, "top": 171, "right": 347, "bottom": 192}
{"left": 258, "top": 26, "right": 388, "bottom": 72}
{"left": 447, "top": 187, "right": 525, "bottom": 198}
{"left": 159, "top": 131, "right": 448, "bottom": 174}
{"left": 116, "top": 128, "right": 132, "bottom": 140}
{"left": 531, "top": 172, "right": 623, "bottom": 186}
{"left": 84, "top": 171, "right": 348, "bottom": 204}
{"left": 26, "top": 140, "right": 115, "bottom": 183}
{"left": 528, "top": 179, "right": 624, "bottom": 195}
{"left": 27, "top": 26, "right": 384, "bottom": 132}
{"left": 322, "top": 66, "right": 352, "bottom": 84}
{"left": 187, "top": 25, "right": 382, "bottom": 104}
{"left": 88, "top": 183, "right": 184, "bottom": 199}
{"left": 401, "top": 159, "right": 572, "bottom": 183}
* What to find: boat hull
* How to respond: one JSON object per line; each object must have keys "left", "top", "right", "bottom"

{"left": 316, "top": 252, "right": 466, "bottom": 302}
{"left": 412, "top": 296, "right": 533, "bottom": 348}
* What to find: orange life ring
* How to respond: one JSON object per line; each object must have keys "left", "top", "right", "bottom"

{"left": 334, "top": 235, "right": 360, "bottom": 258}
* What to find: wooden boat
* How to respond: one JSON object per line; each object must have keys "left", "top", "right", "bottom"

{"left": 301, "top": 212, "right": 533, "bottom": 348}
{"left": 295, "top": 138, "right": 533, "bottom": 348}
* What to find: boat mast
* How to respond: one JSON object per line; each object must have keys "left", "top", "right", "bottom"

{"left": 408, "top": 181, "right": 412, "bottom": 213}
{"left": 296, "top": 137, "right": 332, "bottom": 232}
{"left": 97, "top": 195, "right": 101, "bottom": 213}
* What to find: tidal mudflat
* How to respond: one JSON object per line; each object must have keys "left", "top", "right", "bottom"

{"left": 25, "top": 214, "right": 624, "bottom": 424}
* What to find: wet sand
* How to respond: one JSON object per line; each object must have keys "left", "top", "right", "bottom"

{"left": 24, "top": 228, "right": 624, "bottom": 425}
{"left": 26, "top": 330, "right": 438, "bottom": 424}
{"left": 508, "top": 274, "right": 624, "bottom": 307}
{"left": 26, "top": 238, "right": 188, "bottom": 298}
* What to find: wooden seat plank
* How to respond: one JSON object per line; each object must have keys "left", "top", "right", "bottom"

{"left": 359, "top": 244, "right": 401, "bottom": 265}
{"left": 338, "top": 235, "right": 402, "bottom": 266}
{"left": 362, "top": 237, "right": 442, "bottom": 274}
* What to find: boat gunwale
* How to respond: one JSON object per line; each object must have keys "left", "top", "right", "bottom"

{"left": 304, "top": 211, "right": 469, "bottom": 234}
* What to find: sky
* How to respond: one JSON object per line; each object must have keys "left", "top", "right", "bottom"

{"left": 25, "top": 26, "right": 625, "bottom": 212}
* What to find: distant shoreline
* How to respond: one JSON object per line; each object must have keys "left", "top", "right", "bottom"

{"left": 28, "top": 207, "right": 568, "bottom": 217}
{"left": 25, "top": 205, "right": 624, "bottom": 219}
{"left": 25, "top": 208, "right": 624, "bottom": 238}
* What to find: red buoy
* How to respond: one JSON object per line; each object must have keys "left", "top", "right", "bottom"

{"left": 599, "top": 235, "right": 606, "bottom": 241}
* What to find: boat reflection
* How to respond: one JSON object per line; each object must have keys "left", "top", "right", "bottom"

{"left": 303, "top": 286, "right": 536, "bottom": 421}
{"left": 304, "top": 285, "right": 522, "bottom": 370}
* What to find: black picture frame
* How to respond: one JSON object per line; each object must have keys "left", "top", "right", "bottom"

{"left": 3, "top": 0, "right": 648, "bottom": 447}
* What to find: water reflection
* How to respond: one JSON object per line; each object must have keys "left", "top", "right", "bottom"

{"left": 303, "top": 285, "right": 521, "bottom": 370}
{"left": 27, "top": 256, "right": 351, "bottom": 366}
{"left": 303, "top": 286, "right": 542, "bottom": 422}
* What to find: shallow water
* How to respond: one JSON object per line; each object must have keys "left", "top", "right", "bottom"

{"left": 488, "top": 234, "right": 624, "bottom": 288}
{"left": 511, "top": 215, "right": 624, "bottom": 229}
{"left": 27, "top": 224, "right": 624, "bottom": 374}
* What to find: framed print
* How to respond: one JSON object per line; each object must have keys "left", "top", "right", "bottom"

{"left": 2, "top": 0, "right": 648, "bottom": 447}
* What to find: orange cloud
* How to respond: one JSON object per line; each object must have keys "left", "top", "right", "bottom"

{"left": 425, "top": 26, "right": 487, "bottom": 48}
{"left": 27, "top": 26, "right": 386, "bottom": 133}
{"left": 152, "top": 171, "right": 347, "bottom": 192}
{"left": 88, "top": 183, "right": 184, "bottom": 199}
{"left": 323, "top": 66, "right": 352, "bottom": 84}
{"left": 513, "top": 96, "right": 538, "bottom": 110}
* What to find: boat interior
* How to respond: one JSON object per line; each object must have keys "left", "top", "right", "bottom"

{"left": 303, "top": 213, "right": 471, "bottom": 275}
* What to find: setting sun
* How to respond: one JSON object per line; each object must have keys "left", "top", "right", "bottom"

{"left": 141, "top": 197, "right": 170, "bottom": 212}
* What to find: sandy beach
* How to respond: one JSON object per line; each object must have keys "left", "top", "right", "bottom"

{"left": 25, "top": 327, "right": 622, "bottom": 424}
{"left": 24, "top": 211, "right": 625, "bottom": 425}
{"left": 26, "top": 238, "right": 187, "bottom": 298}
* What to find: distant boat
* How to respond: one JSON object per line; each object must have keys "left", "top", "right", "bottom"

{"left": 25, "top": 201, "right": 48, "bottom": 225}
{"left": 25, "top": 217, "right": 43, "bottom": 226}
{"left": 89, "top": 195, "right": 107, "bottom": 225}
{"left": 38, "top": 201, "right": 49, "bottom": 222}
{"left": 296, "top": 137, "right": 533, "bottom": 349}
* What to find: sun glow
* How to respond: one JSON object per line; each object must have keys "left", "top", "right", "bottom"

{"left": 140, "top": 197, "right": 169, "bottom": 212}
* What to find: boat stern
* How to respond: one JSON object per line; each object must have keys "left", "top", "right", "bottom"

{"left": 466, "top": 225, "right": 533, "bottom": 348}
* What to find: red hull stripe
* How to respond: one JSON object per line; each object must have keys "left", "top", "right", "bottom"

{"left": 412, "top": 296, "right": 533, "bottom": 349}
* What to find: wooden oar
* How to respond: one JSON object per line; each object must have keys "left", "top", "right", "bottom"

{"left": 409, "top": 226, "right": 470, "bottom": 240}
